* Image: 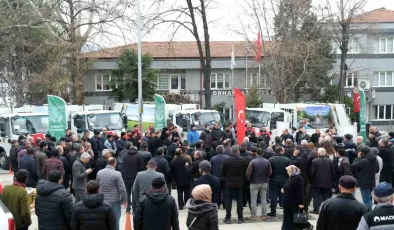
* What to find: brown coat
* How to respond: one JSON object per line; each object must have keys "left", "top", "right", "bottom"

{"left": 42, "top": 157, "right": 65, "bottom": 179}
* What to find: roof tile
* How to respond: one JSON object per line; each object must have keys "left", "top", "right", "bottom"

{"left": 352, "top": 7, "right": 394, "bottom": 23}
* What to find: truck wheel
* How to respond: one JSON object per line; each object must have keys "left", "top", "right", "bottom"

{"left": 0, "top": 152, "right": 9, "bottom": 170}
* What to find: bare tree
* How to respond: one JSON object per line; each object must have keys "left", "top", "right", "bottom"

{"left": 146, "top": 0, "right": 215, "bottom": 109}
{"left": 27, "top": 0, "right": 135, "bottom": 104}
{"left": 323, "top": 0, "right": 368, "bottom": 103}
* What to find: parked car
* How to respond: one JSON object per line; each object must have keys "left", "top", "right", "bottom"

{"left": 0, "top": 199, "right": 15, "bottom": 230}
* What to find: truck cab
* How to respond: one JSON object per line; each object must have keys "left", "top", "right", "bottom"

{"left": 246, "top": 108, "right": 287, "bottom": 132}
{"left": 172, "top": 109, "right": 223, "bottom": 134}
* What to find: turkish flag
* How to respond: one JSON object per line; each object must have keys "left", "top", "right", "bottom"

{"left": 255, "top": 32, "right": 262, "bottom": 63}
{"left": 353, "top": 92, "right": 360, "bottom": 112}
{"left": 234, "top": 88, "right": 246, "bottom": 146}
{"left": 32, "top": 133, "right": 45, "bottom": 146}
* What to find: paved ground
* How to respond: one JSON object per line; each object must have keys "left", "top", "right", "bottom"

{"left": 3, "top": 169, "right": 371, "bottom": 229}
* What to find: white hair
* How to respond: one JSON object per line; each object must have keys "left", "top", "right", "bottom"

{"left": 375, "top": 195, "right": 392, "bottom": 204}
{"left": 102, "top": 149, "right": 111, "bottom": 157}
{"left": 324, "top": 136, "right": 332, "bottom": 142}
{"left": 357, "top": 136, "right": 364, "bottom": 141}
{"left": 318, "top": 148, "right": 327, "bottom": 157}
{"left": 243, "top": 137, "right": 250, "bottom": 143}
{"left": 301, "top": 140, "right": 308, "bottom": 147}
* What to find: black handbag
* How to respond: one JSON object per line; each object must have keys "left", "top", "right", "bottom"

{"left": 293, "top": 209, "right": 308, "bottom": 224}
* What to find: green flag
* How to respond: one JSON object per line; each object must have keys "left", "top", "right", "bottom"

{"left": 48, "top": 95, "right": 67, "bottom": 141}
{"left": 154, "top": 94, "right": 166, "bottom": 130}
{"left": 359, "top": 89, "right": 367, "bottom": 144}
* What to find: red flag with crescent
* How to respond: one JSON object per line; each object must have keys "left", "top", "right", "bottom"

{"left": 353, "top": 88, "right": 360, "bottom": 113}
{"left": 234, "top": 88, "right": 246, "bottom": 145}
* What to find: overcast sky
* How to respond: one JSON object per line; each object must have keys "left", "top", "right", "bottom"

{"left": 91, "top": 0, "right": 394, "bottom": 48}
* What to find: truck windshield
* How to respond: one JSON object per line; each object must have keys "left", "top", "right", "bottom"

{"left": 12, "top": 115, "right": 49, "bottom": 135}
{"left": 246, "top": 110, "right": 270, "bottom": 128}
{"left": 87, "top": 113, "right": 123, "bottom": 131}
{"left": 192, "top": 112, "right": 222, "bottom": 131}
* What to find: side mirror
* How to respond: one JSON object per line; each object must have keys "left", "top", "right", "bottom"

{"left": 123, "top": 116, "right": 128, "bottom": 128}
{"left": 0, "top": 132, "right": 6, "bottom": 137}
{"left": 77, "top": 128, "right": 83, "bottom": 134}
{"left": 75, "top": 119, "right": 83, "bottom": 129}
{"left": 0, "top": 122, "right": 5, "bottom": 132}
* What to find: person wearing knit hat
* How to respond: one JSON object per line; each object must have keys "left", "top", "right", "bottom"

{"left": 191, "top": 160, "right": 220, "bottom": 204}
{"left": 187, "top": 124, "right": 200, "bottom": 145}
{"left": 186, "top": 185, "right": 218, "bottom": 230}
{"left": 134, "top": 176, "right": 179, "bottom": 230}
{"left": 356, "top": 182, "right": 394, "bottom": 230}
{"left": 316, "top": 175, "right": 367, "bottom": 230}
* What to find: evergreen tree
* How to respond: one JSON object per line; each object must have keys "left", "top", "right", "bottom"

{"left": 246, "top": 86, "right": 263, "bottom": 108}
{"left": 109, "top": 49, "right": 157, "bottom": 102}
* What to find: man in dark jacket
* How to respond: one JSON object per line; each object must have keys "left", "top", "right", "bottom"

{"left": 283, "top": 139, "right": 295, "bottom": 158}
{"left": 150, "top": 131, "right": 162, "bottom": 157}
{"left": 35, "top": 170, "right": 73, "bottom": 230}
{"left": 297, "top": 127, "right": 310, "bottom": 145}
{"left": 268, "top": 146, "right": 290, "bottom": 217}
{"left": 35, "top": 142, "right": 48, "bottom": 179}
{"left": 187, "top": 150, "right": 204, "bottom": 184}
{"left": 42, "top": 149, "right": 65, "bottom": 180}
{"left": 200, "top": 125, "right": 212, "bottom": 152}
{"left": 91, "top": 130, "right": 104, "bottom": 160}
{"left": 171, "top": 148, "right": 191, "bottom": 210}
{"left": 192, "top": 160, "right": 220, "bottom": 204}
{"left": 71, "top": 180, "right": 116, "bottom": 230}
{"left": 311, "top": 129, "right": 321, "bottom": 144}
{"left": 221, "top": 145, "right": 248, "bottom": 224}
{"left": 211, "top": 123, "right": 224, "bottom": 144}
{"left": 280, "top": 129, "right": 293, "bottom": 144}
{"left": 352, "top": 145, "right": 379, "bottom": 211}
{"left": 121, "top": 144, "right": 145, "bottom": 212}
{"left": 9, "top": 140, "right": 19, "bottom": 177}
{"left": 138, "top": 142, "right": 152, "bottom": 166}
{"left": 210, "top": 145, "right": 229, "bottom": 209}
{"left": 317, "top": 175, "right": 367, "bottom": 230}
{"left": 96, "top": 149, "right": 110, "bottom": 173}
{"left": 309, "top": 148, "right": 335, "bottom": 214}
{"left": 168, "top": 137, "right": 179, "bottom": 157}
{"left": 153, "top": 147, "right": 171, "bottom": 193}
{"left": 134, "top": 177, "right": 179, "bottom": 230}
{"left": 378, "top": 139, "right": 393, "bottom": 183}
{"left": 207, "top": 141, "right": 219, "bottom": 161}
{"left": 57, "top": 146, "right": 71, "bottom": 190}
{"left": 19, "top": 147, "right": 39, "bottom": 188}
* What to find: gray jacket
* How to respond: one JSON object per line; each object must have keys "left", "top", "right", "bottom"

{"left": 96, "top": 165, "right": 127, "bottom": 203}
{"left": 72, "top": 159, "right": 87, "bottom": 191}
{"left": 357, "top": 204, "right": 394, "bottom": 230}
{"left": 132, "top": 169, "right": 167, "bottom": 210}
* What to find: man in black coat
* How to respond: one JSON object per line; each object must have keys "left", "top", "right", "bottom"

{"left": 71, "top": 180, "right": 116, "bottom": 230}
{"left": 96, "top": 149, "right": 110, "bottom": 173}
{"left": 310, "top": 129, "right": 321, "bottom": 144}
{"left": 297, "top": 127, "right": 310, "bottom": 145}
{"left": 150, "top": 131, "right": 162, "bottom": 157}
{"left": 352, "top": 146, "right": 379, "bottom": 211}
{"left": 309, "top": 148, "right": 335, "bottom": 214}
{"left": 134, "top": 177, "right": 179, "bottom": 230}
{"left": 283, "top": 139, "right": 295, "bottom": 158}
{"left": 200, "top": 125, "right": 212, "bottom": 152}
{"left": 268, "top": 146, "right": 290, "bottom": 217}
{"left": 168, "top": 137, "right": 180, "bottom": 157}
{"left": 153, "top": 147, "right": 172, "bottom": 194}
{"left": 317, "top": 176, "right": 368, "bottom": 230}
{"left": 91, "top": 130, "right": 104, "bottom": 160}
{"left": 378, "top": 139, "right": 394, "bottom": 183}
{"left": 171, "top": 148, "right": 191, "bottom": 210}
{"left": 221, "top": 145, "right": 248, "bottom": 224}
{"left": 192, "top": 160, "right": 220, "bottom": 204}
{"left": 35, "top": 170, "right": 73, "bottom": 230}
{"left": 186, "top": 150, "right": 204, "bottom": 185}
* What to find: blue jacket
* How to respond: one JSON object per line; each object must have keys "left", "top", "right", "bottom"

{"left": 187, "top": 130, "right": 200, "bottom": 144}
{"left": 210, "top": 153, "right": 229, "bottom": 181}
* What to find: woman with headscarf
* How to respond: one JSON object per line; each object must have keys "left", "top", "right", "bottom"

{"left": 282, "top": 165, "right": 313, "bottom": 230}
{"left": 186, "top": 184, "right": 218, "bottom": 230}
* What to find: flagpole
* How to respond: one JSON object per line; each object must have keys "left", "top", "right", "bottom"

{"left": 232, "top": 68, "right": 234, "bottom": 89}
{"left": 245, "top": 42, "right": 248, "bottom": 86}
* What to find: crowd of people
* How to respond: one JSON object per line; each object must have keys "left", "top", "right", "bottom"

{"left": 1, "top": 122, "right": 394, "bottom": 230}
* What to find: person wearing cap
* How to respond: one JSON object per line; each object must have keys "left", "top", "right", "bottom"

{"left": 317, "top": 175, "right": 368, "bottom": 230}
{"left": 91, "top": 130, "right": 103, "bottom": 160}
{"left": 192, "top": 160, "right": 220, "bottom": 204}
{"left": 72, "top": 152, "right": 93, "bottom": 203}
{"left": 187, "top": 124, "right": 200, "bottom": 145}
{"left": 186, "top": 184, "right": 219, "bottom": 230}
{"left": 352, "top": 145, "right": 379, "bottom": 211}
{"left": 357, "top": 182, "right": 394, "bottom": 230}
{"left": 134, "top": 177, "right": 179, "bottom": 230}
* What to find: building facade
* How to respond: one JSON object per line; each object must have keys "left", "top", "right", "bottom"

{"left": 331, "top": 8, "right": 394, "bottom": 131}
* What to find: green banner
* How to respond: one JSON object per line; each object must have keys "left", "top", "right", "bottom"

{"left": 359, "top": 89, "right": 367, "bottom": 144}
{"left": 154, "top": 94, "right": 166, "bottom": 130}
{"left": 48, "top": 95, "right": 67, "bottom": 141}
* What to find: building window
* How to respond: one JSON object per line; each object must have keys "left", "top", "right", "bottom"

{"left": 349, "top": 38, "right": 360, "bottom": 53}
{"left": 246, "top": 73, "right": 267, "bottom": 88}
{"left": 345, "top": 73, "right": 357, "bottom": 88}
{"left": 379, "top": 38, "right": 394, "bottom": 53}
{"left": 210, "top": 73, "right": 230, "bottom": 89}
{"left": 372, "top": 105, "right": 394, "bottom": 120}
{"left": 374, "top": 72, "right": 394, "bottom": 87}
{"left": 95, "top": 75, "right": 111, "bottom": 91}
{"left": 157, "top": 74, "right": 169, "bottom": 90}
